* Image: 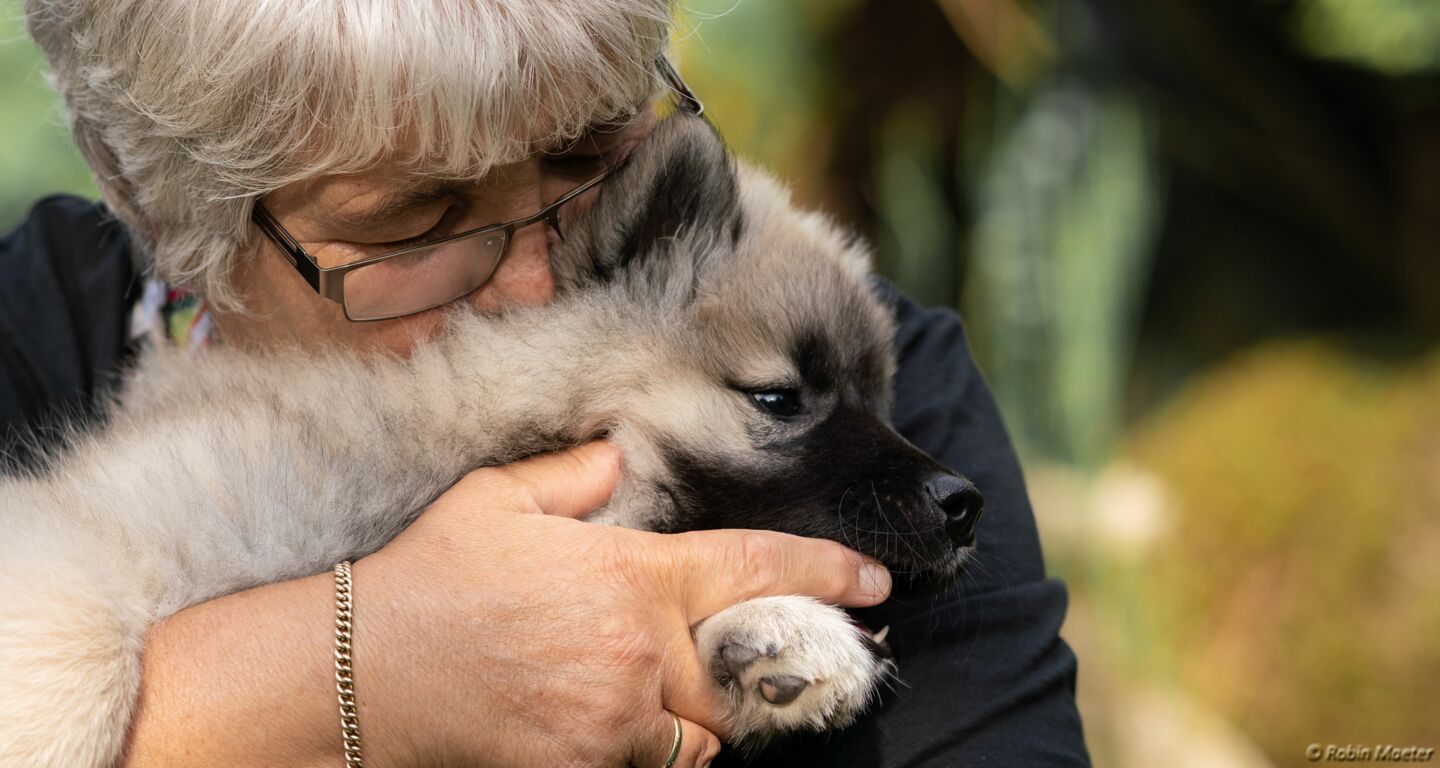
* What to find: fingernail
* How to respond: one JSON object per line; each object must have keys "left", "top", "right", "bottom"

{"left": 859, "top": 562, "right": 892, "bottom": 602}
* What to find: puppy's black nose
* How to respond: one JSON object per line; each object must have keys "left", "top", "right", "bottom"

{"left": 925, "top": 474, "right": 983, "bottom": 547}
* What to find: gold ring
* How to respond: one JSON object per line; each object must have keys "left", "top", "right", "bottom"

{"left": 662, "top": 712, "right": 683, "bottom": 768}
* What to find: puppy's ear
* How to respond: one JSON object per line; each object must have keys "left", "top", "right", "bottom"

{"left": 551, "top": 113, "right": 742, "bottom": 294}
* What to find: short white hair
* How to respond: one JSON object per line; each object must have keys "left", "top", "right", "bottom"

{"left": 26, "top": 0, "right": 673, "bottom": 307}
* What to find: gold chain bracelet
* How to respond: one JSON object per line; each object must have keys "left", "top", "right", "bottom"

{"left": 334, "top": 560, "right": 365, "bottom": 767}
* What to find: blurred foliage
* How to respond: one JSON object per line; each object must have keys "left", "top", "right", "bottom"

{"left": 0, "top": 5, "right": 95, "bottom": 233}
{"left": 689, "top": 0, "right": 1440, "bottom": 467}
{"left": 680, "top": 0, "right": 983, "bottom": 308}
{"left": 1293, "top": 0, "right": 1440, "bottom": 75}
{"left": 1131, "top": 342, "right": 1440, "bottom": 764}
{"left": 968, "top": 86, "right": 1161, "bottom": 467}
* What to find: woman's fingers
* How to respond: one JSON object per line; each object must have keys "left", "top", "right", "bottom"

{"left": 657, "top": 617, "right": 731, "bottom": 737}
{"left": 449, "top": 440, "right": 623, "bottom": 518}
{"left": 665, "top": 529, "right": 892, "bottom": 622}
{"left": 632, "top": 711, "right": 721, "bottom": 768}
{"left": 433, "top": 446, "right": 888, "bottom": 765}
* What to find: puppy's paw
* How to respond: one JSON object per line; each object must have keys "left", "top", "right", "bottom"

{"left": 694, "top": 596, "right": 892, "bottom": 745}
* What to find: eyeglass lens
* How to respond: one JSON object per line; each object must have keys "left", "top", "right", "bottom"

{"left": 341, "top": 230, "right": 510, "bottom": 321}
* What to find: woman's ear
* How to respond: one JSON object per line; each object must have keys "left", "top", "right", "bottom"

{"left": 551, "top": 113, "right": 741, "bottom": 293}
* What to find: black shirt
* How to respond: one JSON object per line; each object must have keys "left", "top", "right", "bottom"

{"left": 0, "top": 196, "right": 139, "bottom": 470}
{"left": 0, "top": 196, "right": 1089, "bottom": 766}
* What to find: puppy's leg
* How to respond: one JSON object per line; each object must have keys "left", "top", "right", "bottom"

{"left": 694, "top": 596, "right": 892, "bottom": 745}
{"left": 0, "top": 560, "right": 146, "bottom": 768}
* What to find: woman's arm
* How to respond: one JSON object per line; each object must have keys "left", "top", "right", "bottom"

{"left": 124, "top": 570, "right": 342, "bottom": 768}
{"left": 865, "top": 288, "right": 1090, "bottom": 767}
{"left": 118, "top": 443, "right": 891, "bottom": 768}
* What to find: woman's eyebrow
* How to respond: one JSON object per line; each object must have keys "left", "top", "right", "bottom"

{"left": 544, "top": 107, "right": 644, "bottom": 153}
{"left": 322, "top": 182, "right": 462, "bottom": 234}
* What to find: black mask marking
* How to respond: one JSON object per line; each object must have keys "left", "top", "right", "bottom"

{"left": 659, "top": 407, "right": 981, "bottom": 584}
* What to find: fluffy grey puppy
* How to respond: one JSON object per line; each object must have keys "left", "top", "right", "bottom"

{"left": 0, "top": 114, "right": 982, "bottom": 767}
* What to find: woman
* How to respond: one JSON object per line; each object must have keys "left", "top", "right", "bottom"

{"left": 1, "top": 1, "right": 1088, "bottom": 766}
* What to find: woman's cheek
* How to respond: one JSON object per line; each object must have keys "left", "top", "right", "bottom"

{"left": 464, "top": 224, "right": 556, "bottom": 312}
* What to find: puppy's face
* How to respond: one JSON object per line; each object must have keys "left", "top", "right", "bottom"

{"left": 556, "top": 115, "right": 982, "bottom": 584}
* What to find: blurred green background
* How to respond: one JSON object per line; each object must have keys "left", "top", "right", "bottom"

{"left": 5, "top": 1, "right": 1439, "bottom": 765}
{"left": 0, "top": 5, "right": 95, "bottom": 232}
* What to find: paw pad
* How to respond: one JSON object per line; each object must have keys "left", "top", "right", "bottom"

{"left": 758, "top": 674, "right": 808, "bottom": 706}
{"left": 720, "top": 642, "right": 760, "bottom": 679}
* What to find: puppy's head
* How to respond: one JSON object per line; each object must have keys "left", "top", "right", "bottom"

{"left": 555, "top": 114, "right": 983, "bottom": 583}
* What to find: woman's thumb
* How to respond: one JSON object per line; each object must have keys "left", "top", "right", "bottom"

{"left": 492, "top": 439, "right": 624, "bottom": 519}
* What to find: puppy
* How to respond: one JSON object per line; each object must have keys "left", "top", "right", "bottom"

{"left": 0, "top": 113, "right": 981, "bottom": 766}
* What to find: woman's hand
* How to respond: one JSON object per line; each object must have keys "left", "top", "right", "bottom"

{"left": 357, "top": 441, "right": 892, "bottom": 767}
{"left": 123, "top": 442, "right": 890, "bottom": 768}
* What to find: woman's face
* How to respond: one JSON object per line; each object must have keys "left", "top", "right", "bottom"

{"left": 213, "top": 107, "right": 657, "bottom": 356}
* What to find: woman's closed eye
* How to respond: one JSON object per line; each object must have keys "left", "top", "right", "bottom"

{"left": 374, "top": 203, "right": 467, "bottom": 249}
{"left": 542, "top": 112, "right": 642, "bottom": 180}
{"left": 541, "top": 151, "right": 610, "bottom": 179}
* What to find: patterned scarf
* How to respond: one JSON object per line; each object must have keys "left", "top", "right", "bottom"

{"left": 129, "top": 279, "right": 213, "bottom": 351}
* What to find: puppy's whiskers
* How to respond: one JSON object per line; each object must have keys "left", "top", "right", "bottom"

{"left": 835, "top": 484, "right": 864, "bottom": 552}
{"left": 870, "top": 480, "right": 939, "bottom": 575}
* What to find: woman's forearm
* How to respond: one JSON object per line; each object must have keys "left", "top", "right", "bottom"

{"left": 67, "top": 444, "right": 887, "bottom": 768}
{"left": 122, "top": 571, "right": 347, "bottom": 768}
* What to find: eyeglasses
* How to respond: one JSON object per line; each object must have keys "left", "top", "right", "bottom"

{"left": 251, "top": 57, "right": 704, "bottom": 322}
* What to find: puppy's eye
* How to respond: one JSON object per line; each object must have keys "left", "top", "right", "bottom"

{"left": 749, "top": 389, "right": 803, "bottom": 418}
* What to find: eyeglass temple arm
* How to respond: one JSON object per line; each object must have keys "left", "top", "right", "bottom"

{"left": 658, "top": 56, "right": 704, "bottom": 116}
{"left": 252, "top": 203, "right": 348, "bottom": 301}
{"left": 253, "top": 204, "right": 321, "bottom": 290}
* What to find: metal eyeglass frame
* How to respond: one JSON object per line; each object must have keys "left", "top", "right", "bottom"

{"left": 250, "top": 56, "right": 704, "bottom": 322}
